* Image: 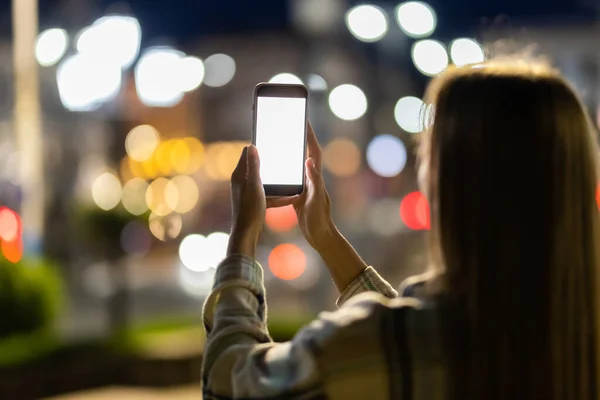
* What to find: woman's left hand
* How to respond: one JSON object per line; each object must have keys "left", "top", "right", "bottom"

{"left": 228, "top": 145, "right": 265, "bottom": 258}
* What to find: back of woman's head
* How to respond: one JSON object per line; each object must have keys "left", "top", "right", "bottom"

{"left": 420, "top": 59, "right": 600, "bottom": 399}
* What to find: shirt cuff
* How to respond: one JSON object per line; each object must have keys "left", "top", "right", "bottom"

{"left": 336, "top": 266, "right": 399, "bottom": 307}
{"left": 203, "top": 254, "right": 265, "bottom": 333}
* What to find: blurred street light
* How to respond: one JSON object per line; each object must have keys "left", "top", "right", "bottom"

{"left": 328, "top": 84, "right": 368, "bottom": 121}
{"left": 366, "top": 134, "right": 407, "bottom": 178}
{"left": 394, "top": 96, "right": 425, "bottom": 133}
{"left": 57, "top": 53, "right": 122, "bottom": 111}
{"left": 92, "top": 172, "right": 122, "bottom": 211}
{"left": 411, "top": 39, "right": 448, "bottom": 76}
{"left": 203, "top": 54, "right": 236, "bottom": 87}
{"left": 179, "top": 232, "right": 229, "bottom": 272}
{"left": 345, "top": 4, "right": 388, "bottom": 43}
{"left": 450, "top": 38, "right": 485, "bottom": 66}
{"left": 121, "top": 178, "right": 149, "bottom": 215}
{"left": 307, "top": 74, "right": 328, "bottom": 91}
{"left": 135, "top": 47, "right": 185, "bottom": 107}
{"left": 178, "top": 56, "right": 205, "bottom": 92}
{"left": 396, "top": 1, "right": 436, "bottom": 38}
{"left": 77, "top": 16, "right": 141, "bottom": 69}
{"left": 269, "top": 73, "right": 303, "bottom": 84}
{"left": 125, "top": 125, "right": 160, "bottom": 161}
{"left": 35, "top": 28, "right": 68, "bottom": 67}
{"left": 323, "top": 138, "right": 361, "bottom": 177}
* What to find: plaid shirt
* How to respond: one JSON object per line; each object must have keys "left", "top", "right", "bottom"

{"left": 202, "top": 255, "right": 446, "bottom": 400}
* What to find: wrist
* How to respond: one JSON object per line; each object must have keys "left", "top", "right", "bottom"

{"left": 311, "top": 219, "right": 342, "bottom": 253}
{"left": 227, "top": 226, "right": 259, "bottom": 259}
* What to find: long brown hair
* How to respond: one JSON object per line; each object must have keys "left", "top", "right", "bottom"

{"left": 419, "top": 60, "right": 600, "bottom": 399}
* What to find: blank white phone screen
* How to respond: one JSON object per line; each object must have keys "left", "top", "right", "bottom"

{"left": 255, "top": 96, "right": 306, "bottom": 185}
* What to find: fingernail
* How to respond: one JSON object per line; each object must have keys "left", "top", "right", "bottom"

{"left": 249, "top": 145, "right": 258, "bottom": 157}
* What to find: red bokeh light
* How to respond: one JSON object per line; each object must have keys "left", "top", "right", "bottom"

{"left": 2, "top": 237, "right": 23, "bottom": 263}
{"left": 400, "top": 191, "right": 430, "bottom": 230}
{"left": 596, "top": 184, "right": 600, "bottom": 209}
{"left": 265, "top": 205, "right": 298, "bottom": 233}
{"left": 268, "top": 243, "right": 306, "bottom": 281}
{"left": 0, "top": 207, "right": 20, "bottom": 242}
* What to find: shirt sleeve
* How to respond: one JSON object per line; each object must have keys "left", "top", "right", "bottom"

{"left": 336, "top": 266, "right": 399, "bottom": 307}
{"left": 202, "top": 254, "right": 324, "bottom": 399}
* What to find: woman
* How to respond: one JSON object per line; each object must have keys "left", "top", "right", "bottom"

{"left": 202, "top": 60, "right": 600, "bottom": 399}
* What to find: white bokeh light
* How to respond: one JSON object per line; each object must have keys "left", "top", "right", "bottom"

{"left": 35, "top": 28, "right": 68, "bottom": 67}
{"left": 307, "top": 74, "right": 328, "bottom": 91}
{"left": 328, "top": 84, "right": 368, "bottom": 121}
{"left": 92, "top": 172, "right": 122, "bottom": 210}
{"left": 345, "top": 5, "right": 388, "bottom": 43}
{"left": 178, "top": 265, "right": 216, "bottom": 299}
{"left": 203, "top": 54, "right": 236, "bottom": 87}
{"left": 411, "top": 39, "right": 448, "bottom": 76}
{"left": 367, "top": 134, "right": 407, "bottom": 178}
{"left": 179, "top": 231, "right": 230, "bottom": 272}
{"left": 178, "top": 56, "right": 205, "bottom": 92}
{"left": 394, "top": 96, "right": 425, "bottom": 133}
{"left": 450, "top": 38, "right": 486, "bottom": 67}
{"left": 76, "top": 16, "right": 141, "bottom": 69}
{"left": 269, "top": 73, "right": 303, "bottom": 85}
{"left": 396, "top": 1, "right": 437, "bottom": 38}
{"left": 57, "top": 53, "right": 122, "bottom": 112}
{"left": 135, "top": 47, "right": 185, "bottom": 107}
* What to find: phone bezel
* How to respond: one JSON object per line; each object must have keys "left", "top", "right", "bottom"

{"left": 252, "top": 82, "right": 308, "bottom": 197}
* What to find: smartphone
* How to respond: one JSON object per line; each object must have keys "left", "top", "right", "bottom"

{"left": 252, "top": 83, "right": 308, "bottom": 197}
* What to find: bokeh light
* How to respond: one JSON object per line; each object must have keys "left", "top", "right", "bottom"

{"left": 76, "top": 16, "right": 141, "bottom": 69}
{"left": 268, "top": 244, "right": 306, "bottom": 281}
{"left": 171, "top": 175, "right": 200, "bottom": 214}
{"left": 450, "top": 38, "right": 486, "bottom": 67}
{"left": 35, "top": 28, "right": 68, "bottom": 67}
{"left": 307, "top": 74, "right": 328, "bottom": 91}
{"left": 170, "top": 139, "right": 192, "bottom": 173}
{"left": 400, "top": 191, "right": 430, "bottom": 230}
{"left": 179, "top": 232, "right": 229, "bottom": 272}
{"left": 265, "top": 205, "right": 298, "bottom": 232}
{"left": 145, "top": 178, "right": 179, "bottom": 216}
{"left": 367, "top": 199, "right": 403, "bottom": 236}
{"left": 411, "top": 39, "right": 448, "bottom": 76}
{"left": 57, "top": 53, "right": 122, "bottom": 112}
{"left": 367, "top": 135, "right": 407, "bottom": 178}
{"left": 345, "top": 5, "right": 388, "bottom": 43}
{"left": 203, "top": 54, "right": 236, "bottom": 87}
{"left": 394, "top": 96, "right": 425, "bottom": 133}
{"left": 154, "top": 141, "right": 176, "bottom": 176}
{"left": 204, "top": 142, "right": 248, "bottom": 181}
{"left": 92, "top": 172, "right": 122, "bottom": 210}
{"left": 178, "top": 266, "right": 216, "bottom": 299}
{"left": 323, "top": 138, "right": 361, "bottom": 177}
{"left": 135, "top": 47, "right": 185, "bottom": 107}
{"left": 125, "top": 125, "right": 160, "bottom": 162}
{"left": 269, "top": 73, "right": 303, "bottom": 85}
{"left": 121, "top": 177, "right": 149, "bottom": 215}
{"left": 178, "top": 56, "right": 205, "bottom": 92}
{"left": 328, "top": 84, "right": 368, "bottom": 121}
{"left": 120, "top": 221, "right": 152, "bottom": 255}
{"left": 2, "top": 238, "right": 23, "bottom": 263}
{"left": 184, "top": 138, "right": 205, "bottom": 173}
{"left": 148, "top": 212, "right": 183, "bottom": 241}
{"left": 0, "top": 208, "right": 20, "bottom": 242}
{"left": 396, "top": 1, "right": 437, "bottom": 38}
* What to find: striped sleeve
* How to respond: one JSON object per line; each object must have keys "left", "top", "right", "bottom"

{"left": 336, "top": 266, "right": 399, "bottom": 307}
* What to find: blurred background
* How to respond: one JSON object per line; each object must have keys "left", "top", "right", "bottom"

{"left": 0, "top": 0, "right": 599, "bottom": 398}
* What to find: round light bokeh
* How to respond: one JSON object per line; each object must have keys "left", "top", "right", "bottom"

{"left": 135, "top": 47, "right": 185, "bottom": 107}
{"left": 450, "top": 38, "right": 486, "bottom": 67}
{"left": 396, "top": 1, "right": 437, "bottom": 38}
{"left": 366, "top": 134, "right": 407, "bottom": 178}
{"left": 203, "top": 54, "right": 236, "bottom": 87}
{"left": 178, "top": 56, "right": 205, "bottom": 92}
{"left": 125, "top": 125, "right": 160, "bottom": 162}
{"left": 148, "top": 212, "right": 182, "bottom": 241}
{"left": 323, "top": 137, "right": 362, "bottom": 177}
{"left": 328, "top": 84, "right": 368, "bottom": 121}
{"left": 345, "top": 4, "right": 389, "bottom": 43}
{"left": 92, "top": 172, "right": 122, "bottom": 210}
{"left": 35, "top": 28, "right": 68, "bottom": 67}
{"left": 145, "top": 178, "right": 179, "bottom": 216}
{"left": 171, "top": 175, "right": 200, "bottom": 214}
{"left": 121, "top": 177, "right": 149, "bottom": 215}
{"left": 269, "top": 73, "right": 303, "bottom": 85}
{"left": 307, "top": 74, "right": 328, "bottom": 91}
{"left": 394, "top": 96, "right": 425, "bottom": 133}
{"left": 179, "top": 232, "right": 230, "bottom": 272}
{"left": 411, "top": 39, "right": 448, "bottom": 76}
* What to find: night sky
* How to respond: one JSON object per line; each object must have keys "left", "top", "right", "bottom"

{"left": 0, "top": 0, "right": 595, "bottom": 43}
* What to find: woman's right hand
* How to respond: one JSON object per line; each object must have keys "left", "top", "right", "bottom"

{"left": 267, "top": 123, "right": 335, "bottom": 250}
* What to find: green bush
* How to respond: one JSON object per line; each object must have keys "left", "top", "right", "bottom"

{"left": 0, "top": 257, "right": 64, "bottom": 339}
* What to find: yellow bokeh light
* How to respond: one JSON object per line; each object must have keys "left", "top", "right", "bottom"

{"left": 154, "top": 140, "right": 175, "bottom": 176}
{"left": 323, "top": 137, "right": 362, "bottom": 177}
{"left": 141, "top": 157, "right": 159, "bottom": 179}
{"left": 185, "top": 137, "right": 205, "bottom": 173}
{"left": 171, "top": 175, "right": 200, "bottom": 214}
{"left": 121, "top": 177, "right": 149, "bottom": 215}
{"left": 149, "top": 212, "right": 182, "bottom": 241}
{"left": 170, "top": 139, "right": 192, "bottom": 174}
{"left": 125, "top": 125, "right": 160, "bottom": 161}
{"left": 92, "top": 172, "right": 122, "bottom": 210}
{"left": 145, "top": 178, "right": 179, "bottom": 216}
{"left": 214, "top": 141, "right": 247, "bottom": 180}
{"left": 203, "top": 143, "right": 223, "bottom": 180}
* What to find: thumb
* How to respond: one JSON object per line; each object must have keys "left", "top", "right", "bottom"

{"left": 248, "top": 145, "right": 261, "bottom": 182}
{"left": 305, "top": 157, "right": 320, "bottom": 184}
